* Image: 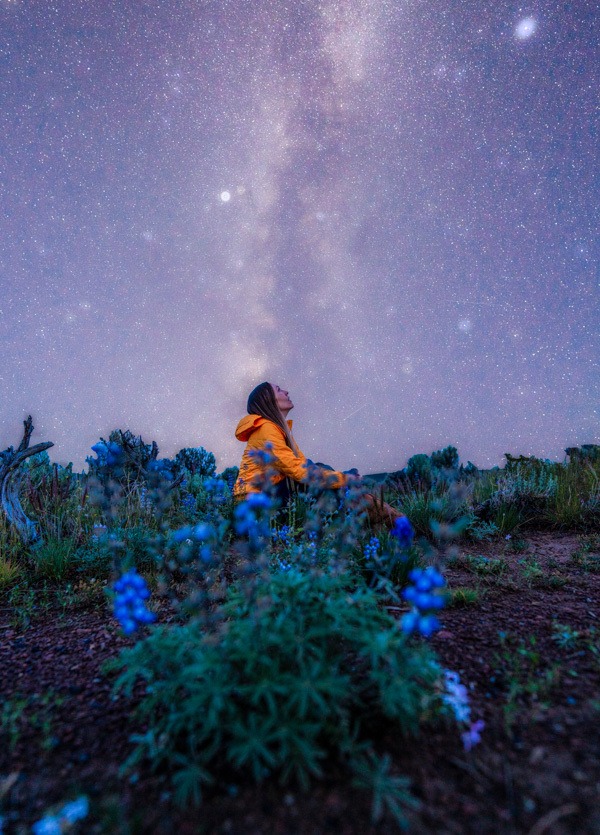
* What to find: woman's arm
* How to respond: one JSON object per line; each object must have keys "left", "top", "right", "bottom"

{"left": 264, "top": 430, "right": 310, "bottom": 482}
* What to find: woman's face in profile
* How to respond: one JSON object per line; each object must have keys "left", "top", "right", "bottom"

{"left": 272, "top": 383, "right": 294, "bottom": 412}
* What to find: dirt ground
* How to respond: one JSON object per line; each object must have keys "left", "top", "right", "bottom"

{"left": 1, "top": 531, "right": 599, "bottom": 834}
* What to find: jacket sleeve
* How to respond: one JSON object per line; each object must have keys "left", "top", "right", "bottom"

{"left": 265, "top": 429, "right": 310, "bottom": 483}
{"left": 267, "top": 429, "right": 348, "bottom": 489}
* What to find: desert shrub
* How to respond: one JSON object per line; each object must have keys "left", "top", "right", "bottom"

{"left": 109, "top": 565, "right": 443, "bottom": 823}
{"left": 405, "top": 454, "right": 434, "bottom": 489}
{"left": 0, "top": 555, "right": 23, "bottom": 590}
{"left": 30, "top": 537, "right": 77, "bottom": 582}
{"left": 174, "top": 446, "right": 216, "bottom": 478}
{"left": 219, "top": 466, "right": 239, "bottom": 490}
{"left": 549, "top": 459, "right": 600, "bottom": 530}
{"left": 85, "top": 432, "right": 182, "bottom": 513}
{"left": 391, "top": 484, "right": 472, "bottom": 541}
{"left": 476, "top": 460, "right": 558, "bottom": 530}
{"left": 21, "top": 463, "right": 88, "bottom": 545}
{"left": 566, "top": 444, "right": 600, "bottom": 464}
{"left": 401, "top": 447, "right": 473, "bottom": 492}
{"left": 106, "top": 524, "right": 164, "bottom": 575}
{"left": 430, "top": 446, "right": 460, "bottom": 471}
{"left": 465, "top": 519, "right": 499, "bottom": 541}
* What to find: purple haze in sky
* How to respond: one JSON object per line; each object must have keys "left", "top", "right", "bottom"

{"left": 0, "top": 0, "right": 597, "bottom": 473}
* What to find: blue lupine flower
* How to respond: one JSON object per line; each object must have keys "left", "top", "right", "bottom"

{"left": 272, "top": 525, "right": 291, "bottom": 544}
{"left": 234, "top": 494, "right": 272, "bottom": 543}
{"left": 171, "top": 525, "right": 194, "bottom": 543}
{"left": 462, "top": 719, "right": 485, "bottom": 752}
{"left": 59, "top": 797, "right": 89, "bottom": 824}
{"left": 182, "top": 493, "right": 197, "bottom": 513}
{"left": 391, "top": 515, "right": 415, "bottom": 547}
{"left": 193, "top": 522, "right": 213, "bottom": 540}
{"left": 32, "top": 796, "right": 89, "bottom": 835}
{"left": 442, "top": 670, "right": 471, "bottom": 723}
{"left": 408, "top": 566, "right": 446, "bottom": 589}
{"left": 364, "top": 536, "right": 380, "bottom": 561}
{"left": 32, "top": 817, "right": 61, "bottom": 835}
{"left": 401, "top": 566, "right": 446, "bottom": 637}
{"left": 417, "top": 614, "right": 441, "bottom": 636}
{"left": 113, "top": 569, "right": 156, "bottom": 635}
{"left": 246, "top": 493, "right": 273, "bottom": 510}
{"left": 247, "top": 442, "right": 275, "bottom": 465}
{"left": 147, "top": 458, "right": 173, "bottom": 478}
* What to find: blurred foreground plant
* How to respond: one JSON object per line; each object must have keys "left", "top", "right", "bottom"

{"left": 108, "top": 564, "right": 443, "bottom": 826}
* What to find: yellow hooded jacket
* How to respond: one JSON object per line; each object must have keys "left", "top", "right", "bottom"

{"left": 233, "top": 415, "right": 347, "bottom": 499}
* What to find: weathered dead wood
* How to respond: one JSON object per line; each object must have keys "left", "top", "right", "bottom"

{"left": 0, "top": 415, "right": 54, "bottom": 545}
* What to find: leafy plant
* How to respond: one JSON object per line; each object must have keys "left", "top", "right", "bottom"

{"left": 0, "top": 555, "right": 23, "bottom": 590}
{"left": 518, "top": 557, "right": 544, "bottom": 587}
{"left": 0, "top": 691, "right": 65, "bottom": 753}
{"left": 448, "top": 587, "right": 482, "bottom": 607}
{"left": 465, "top": 555, "right": 508, "bottom": 578}
{"left": 551, "top": 623, "right": 580, "bottom": 650}
{"left": 8, "top": 584, "right": 38, "bottom": 630}
{"left": 30, "top": 537, "right": 76, "bottom": 582}
{"left": 174, "top": 447, "right": 217, "bottom": 478}
{"left": 108, "top": 566, "right": 443, "bottom": 824}
{"left": 493, "top": 633, "right": 560, "bottom": 732}
{"left": 0, "top": 696, "right": 28, "bottom": 752}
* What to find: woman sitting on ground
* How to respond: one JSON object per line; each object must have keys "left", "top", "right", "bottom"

{"left": 233, "top": 381, "right": 403, "bottom": 528}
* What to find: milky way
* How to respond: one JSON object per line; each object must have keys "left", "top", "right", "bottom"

{"left": 0, "top": 0, "right": 597, "bottom": 474}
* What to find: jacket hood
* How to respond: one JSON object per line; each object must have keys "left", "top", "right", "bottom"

{"left": 235, "top": 414, "right": 293, "bottom": 442}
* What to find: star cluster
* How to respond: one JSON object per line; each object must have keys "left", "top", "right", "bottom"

{"left": 0, "top": 0, "right": 597, "bottom": 473}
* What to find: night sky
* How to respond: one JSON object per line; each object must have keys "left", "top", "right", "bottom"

{"left": 1, "top": 0, "right": 597, "bottom": 475}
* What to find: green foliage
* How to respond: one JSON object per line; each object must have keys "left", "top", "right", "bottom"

{"left": 113, "top": 524, "right": 163, "bottom": 574}
{"left": 391, "top": 485, "right": 471, "bottom": 541}
{"left": 518, "top": 557, "right": 544, "bottom": 587}
{"left": 0, "top": 691, "right": 65, "bottom": 753}
{"left": 493, "top": 633, "right": 561, "bottom": 732}
{"left": 30, "top": 537, "right": 76, "bottom": 582}
{"left": 551, "top": 622, "right": 580, "bottom": 650}
{"left": 566, "top": 444, "right": 600, "bottom": 464}
{"left": 22, "top": 463, "right": 88, "bottom": 544}
{"left": 0, "top": 696, "right": 28, "bottom": 752}
{"left": 174, "top": 447, "right": 217, "bottom": 478}
{"left": 219, "top": 465, "right": 240, "bottom": 484}
{"left": 405, "top": 454, "right": 433, "bottom": 488}
{"left": 489, "top": 503, "right": 524, "bottom": 536}
{"left": 430, "top": 446, "right": 460, "bottom": 471}
{"left": 8, "top": 583, "right": 51, "bottom": 630}
{"left": 447, "top": 586, "right": 482, "bottom": 607}
{"left": 464, "top": 555, "right": 509, "bottom": 578}
{"left": 109, "top": 566, "right": 442, "bottom": 818}
{"left": 551, "top": 461, "right": 600, "bottom": 530}
{"left": 570, "top": 534, "right": 600, "bottom": 572}
{"left": 466, "top": 519, "right": 499, "bottom": 541}
{"left": 350, "top": 750, "right": 420, "bottom": 828}
{"left": 0, "top": 555, "right": 23, "bottom": 590}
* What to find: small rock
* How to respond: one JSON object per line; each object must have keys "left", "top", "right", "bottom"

{"left": 529, "top": 746, "right": 546, "bottom": 765}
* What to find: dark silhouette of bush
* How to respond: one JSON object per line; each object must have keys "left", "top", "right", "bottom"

{"left": 173, "top": 447, "right": 216, "bottom": 478}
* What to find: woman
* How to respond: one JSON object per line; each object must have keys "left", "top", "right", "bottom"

{"left": 233, "top": 381, "right": 403, "bottom": 528}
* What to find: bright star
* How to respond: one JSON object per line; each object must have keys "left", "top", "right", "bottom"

{"left": 515, "top": 16, "right": 537, "bottom": 40}
{"left": 220, "top": 191, "right": 231, "bottom": 202}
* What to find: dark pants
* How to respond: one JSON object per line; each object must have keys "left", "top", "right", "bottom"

{"left": 272, "top": 463, "right": 342, "bottom": 520}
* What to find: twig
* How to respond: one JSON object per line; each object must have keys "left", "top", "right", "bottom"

{"left": 527, "top": 803, "right": 579, "bottom": 835}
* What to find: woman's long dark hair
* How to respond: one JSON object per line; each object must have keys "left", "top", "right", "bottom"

{"left": 247, "top": 382, "right": 299, "bottom": 455}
